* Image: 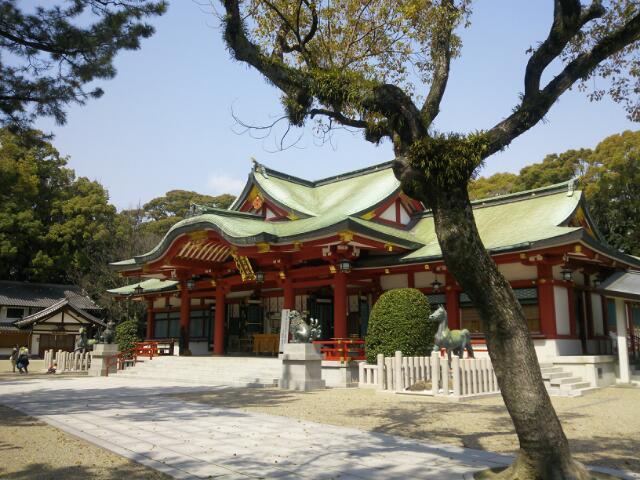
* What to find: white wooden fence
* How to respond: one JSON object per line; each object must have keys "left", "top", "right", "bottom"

{"left": 358, "top": 351, "right": 499, "bottom": 399}
{"left": 44, "top": 349, "right": 92, "bottom": 373}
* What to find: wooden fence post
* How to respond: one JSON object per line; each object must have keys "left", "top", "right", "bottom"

{"left": 385, "top": 357, "right": 393, "bottom": 390}
{"left": 394, "top": 351, "right": 403, "bottom": 392}
{"left": 441, "top": 357, "right": 449, "bottom": 395}
{"left": 452, "top": 356, "right": 461, "bottom": 398}
{"left": 431, "top": 352, "right": 440, "bottom": 396}
{"left": 377, "top": 354, "right": 385, "bottom": 390}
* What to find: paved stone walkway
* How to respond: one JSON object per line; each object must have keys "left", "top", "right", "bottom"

{"left": 0, "top": 376, "right": 636, "bottom": 480}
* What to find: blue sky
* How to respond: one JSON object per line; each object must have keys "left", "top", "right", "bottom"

{"left": 35, "top": 1, "right": 637, "bottom": 210}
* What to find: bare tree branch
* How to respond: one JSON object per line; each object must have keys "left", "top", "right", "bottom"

{"left": 221, "top": 0, "right": 425, "bottom": 148}
{"left": 222, "top": 0, "right": 304, "bottom": 94}
{"left": 485, "top": 3, "right": 640, "bottom": 158}
{"left": 523, "top": 0, "right": 604, "bottom": 98}
{"left": 309, "top": 108, "right": 368, "bottom": 129}
{"left": 421, "top": 0, "right": 455, "bottom": 127}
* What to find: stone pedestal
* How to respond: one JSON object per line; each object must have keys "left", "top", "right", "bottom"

{"left": 280, "top": 343, "right": 325, "bottom": 391}
{"left": 321, "top": 360, "right": 360, "bottom": 388}
{"left": 88, "top": 343, "right": 119, "bottom": 377}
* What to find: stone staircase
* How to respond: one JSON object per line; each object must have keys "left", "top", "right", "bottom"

{"left": 116, "top": 355, "right": 282, "bottom": 387}
{"left": 540, "top": 363, "right": 596, "bottom": 397}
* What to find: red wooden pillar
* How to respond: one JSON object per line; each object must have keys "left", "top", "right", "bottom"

{"left": 146, "top": 299, "right": 154, "bottom": 339}
{"left": 180, "top": 284, "right": 190, "bottom": 354}
{"left": 334, "top": 271, "right": 348, "bottom": 339}
{"left": 537, "top": 264, "right": 557, "bottom": 337}
{"left": 214, "top": 287, "right": 225, "bottom": 355}
{"left": 445, "top": 273, "right": 460, "bottom": 329}
{"left": 283, "top": 277, "right": 295, "bottom": 310}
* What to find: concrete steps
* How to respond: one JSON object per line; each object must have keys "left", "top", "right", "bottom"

{"left": 541, "top": 364, "right": 594, "bottom": 397}
{"left": 116, "top": 356, "right": 282, "bottom": 387}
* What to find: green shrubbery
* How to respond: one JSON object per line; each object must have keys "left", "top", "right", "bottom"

{"left": 115, "top": 317, "right": 141, "bottom": 353}
{"left": 365, "top": 288, "right": 435, "bottom": 363}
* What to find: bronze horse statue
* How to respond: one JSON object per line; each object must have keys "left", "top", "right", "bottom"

{"left": 429, "top": 306, "right": 474, "bottom": 361}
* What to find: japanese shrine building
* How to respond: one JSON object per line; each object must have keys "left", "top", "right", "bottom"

{"left": 108, "top": 160, "right": 640, "bottom": 360}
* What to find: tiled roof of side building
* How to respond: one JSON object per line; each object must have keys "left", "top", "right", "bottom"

{"left": 597, "top": 270, "right": 640, "bottom": 301}
{"left": 13, "top": 298, "right": 106, "bottom": 328}
{"left": 0, "top": 281, "right": 100, "bottom": 310}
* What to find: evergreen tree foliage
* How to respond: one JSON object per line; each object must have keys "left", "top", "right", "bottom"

{"left": 0, "top": 127, "right": 116, "bottom": 282}
{"left": 0, "top": 128, "right": 237, "bottom": 324}
{"left": 115, "top": 316, "right": 142, "bottom": 353}
{"left": 583, "top": 131, "right": 640, "bottom": 256}
{"left": 0, "top": 0, "right": 167, "bottom": 126}
{"left": 138, "top": 190, "right": 236, "bottom": 236}
{"left": 365, "top": 288, "right": 435, "bottom": 364}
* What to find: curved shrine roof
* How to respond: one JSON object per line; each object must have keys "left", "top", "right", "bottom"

{"left": 111, "top": 162, "right": 640, "bottom": 273}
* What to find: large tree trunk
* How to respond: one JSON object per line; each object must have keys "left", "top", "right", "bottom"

{"left": 424, "top": 182, "right": 591, "bottom": 479}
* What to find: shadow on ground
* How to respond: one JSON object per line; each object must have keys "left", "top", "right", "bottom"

{"left": 0, "top": 463, "right": 167, "bottom": 480}
{"left": 172, "top": 388, "right": 640, "bottom": 475}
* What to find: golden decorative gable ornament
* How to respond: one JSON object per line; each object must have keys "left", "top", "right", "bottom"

{"left": 232, "top": 253, "right": 256, "bottom": 282}
{"left": 252, "top": 195, "right": 264, "bottom": 210}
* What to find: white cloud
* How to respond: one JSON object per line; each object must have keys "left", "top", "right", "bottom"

{"left": 207, "top": 173, "right": 245, "bottom": 195}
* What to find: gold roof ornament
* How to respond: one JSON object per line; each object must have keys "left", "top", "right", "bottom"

{"left": 232, "top": 253, "right": 256, "bottom": 282}
{"left": 256, "top": 242, "right": 270, "bottom": 253}
{"left": 339, "top": 231, "right": 354, "bottom": 243}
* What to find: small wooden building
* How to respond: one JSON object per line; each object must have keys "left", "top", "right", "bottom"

{"left": 0, "top": 281, "right": 104, "bottom": 357}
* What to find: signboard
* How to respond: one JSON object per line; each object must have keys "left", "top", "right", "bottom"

{"left": 278, "top": 309, "right": 290, "bottom": 357}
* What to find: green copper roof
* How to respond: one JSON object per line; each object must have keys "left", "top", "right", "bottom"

{"left": 116, "top": 208, "right": 423, "bottom": 269}
{"left": 402, "top": 187, "right": 582, "bottom": 261}
{"left": 234, "top": 161, "right": 400, "bottom": 217}
{"left": 107, "top": 279, "right": 179, "bottom": 295}
{"left": 111, "top": 161, "right": 640, "bottom": 273}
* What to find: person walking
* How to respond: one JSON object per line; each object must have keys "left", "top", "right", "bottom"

{"left": 16, "top": 346, "right": 29, "bottom": 374}
{"left": 9, "top": 346, "right": 18, "bottom": 373}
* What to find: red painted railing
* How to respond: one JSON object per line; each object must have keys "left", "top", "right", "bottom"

{"left": 104, "top": 340, "right": 168, "bottom": 376}
{"left": 313, "top": 338, "right": 366, "bottom": 362}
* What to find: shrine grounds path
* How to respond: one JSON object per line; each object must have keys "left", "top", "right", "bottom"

{"left": 174, "top": 386, "right": 640, "bottom": 474}
{"left": 0, "top": 375, "right": 638, "bottom": 480}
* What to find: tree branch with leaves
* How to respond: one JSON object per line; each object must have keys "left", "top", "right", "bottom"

{"left": 0, "top": 0, "right": 167, "bottom": 126}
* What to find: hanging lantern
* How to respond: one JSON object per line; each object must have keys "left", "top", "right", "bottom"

{"left": 186, "top": 278, "right": 196, "bottom": 290}
{"left": 338, "top": 259, "right": 352, "bottom": 273}
{"left": 561, "top": 268, "right": 573, "bottom": 282}
{"left": 431, "top": 278, "right": 443, "bottom": 293}
{"left": 255, "top": 271, "right": 265, "bottom": 283}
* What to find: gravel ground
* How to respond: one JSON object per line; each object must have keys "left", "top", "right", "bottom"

{"left": 0, "top": 404, "right": 172, "bottom": 480}
{"left": 174, "top": 386, "right": 640, "bottom": 473}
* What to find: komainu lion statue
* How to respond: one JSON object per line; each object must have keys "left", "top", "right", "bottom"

{"left": 288, "top": 310, "right": 322, "bottom": 343}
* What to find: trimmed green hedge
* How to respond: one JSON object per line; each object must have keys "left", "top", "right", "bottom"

{"left": 365, "top": 288, "right": 435, "bottom": 363}
{"left": 115, "top": 317, "right": 141, "bottom": 353}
